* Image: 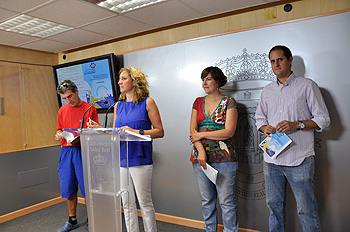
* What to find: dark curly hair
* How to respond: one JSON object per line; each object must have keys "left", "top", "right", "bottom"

{"left": 201, "top": 66, "right": 227, "bottom": 88}
{"left": 57, "top": 80, "right": 77, "bottom": 94}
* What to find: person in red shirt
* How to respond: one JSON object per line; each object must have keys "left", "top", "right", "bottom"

{"left": 55, "top": 80, "right": 99, "bottom": 232}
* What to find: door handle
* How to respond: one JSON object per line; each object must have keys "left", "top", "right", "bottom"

{"left": 0, "top": 97, "right": 5, "bottom": 115}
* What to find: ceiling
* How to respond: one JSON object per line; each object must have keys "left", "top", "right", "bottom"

{"left": 0, "top": 0, "right": 282, "bottom": 54}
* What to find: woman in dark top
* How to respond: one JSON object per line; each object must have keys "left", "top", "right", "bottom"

{"left": 190, "top": 66, "right": 239, "bottom": 232}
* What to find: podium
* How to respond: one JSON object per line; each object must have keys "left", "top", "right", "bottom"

{"left": 79, "top": 128, "right": 151, "bottom": 232}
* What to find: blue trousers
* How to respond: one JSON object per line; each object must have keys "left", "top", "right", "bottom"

{"left": 58, "top": 146, "right": 85, "bottom": 198}
{"left": 193, "top": 162, "right": 239, "bottom": 232}
{"left": 264, "top": 156, "right": 321, "bottom": 232}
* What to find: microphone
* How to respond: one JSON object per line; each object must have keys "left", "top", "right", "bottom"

{"left": 104, "top": 101, "right": 117, "bottom": 128}
{"left": 80, "top": 100, "right": 108, "bottom": 130}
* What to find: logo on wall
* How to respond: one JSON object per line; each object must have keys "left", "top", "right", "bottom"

{"left": 216, "top": 48, "right": 275, "bottom": 200}
{"left": 84, "top": 62, "right": 97, "bottom": 74}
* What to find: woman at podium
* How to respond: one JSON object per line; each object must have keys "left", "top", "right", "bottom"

{"left": 88, "top": 66, "right": 164, "bottom": 232}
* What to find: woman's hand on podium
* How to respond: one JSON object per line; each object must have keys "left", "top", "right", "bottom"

{"left": 120, "top": 126, "right": 137, "bottom": 134}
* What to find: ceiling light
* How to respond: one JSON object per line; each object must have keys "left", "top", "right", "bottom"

{"left": 95, "top": 0, "right": 168, "bottom": 14}
{"left": 0, "top": 15, "right": 74, "bottom": 38}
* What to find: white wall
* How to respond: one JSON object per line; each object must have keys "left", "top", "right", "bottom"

{"left": 122, "top": 12, "right": 350, "bottom": 232}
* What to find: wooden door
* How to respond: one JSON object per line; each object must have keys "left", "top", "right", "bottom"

{"left": 0, "top": 62, "right": 26, "bottom": 153}
{"left": 21, "top": 64, "right": 60, "bottom": 150}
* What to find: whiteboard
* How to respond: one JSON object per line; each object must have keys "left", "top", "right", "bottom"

{"left": 123, "top": 12, "right": 350, "bottom": 232}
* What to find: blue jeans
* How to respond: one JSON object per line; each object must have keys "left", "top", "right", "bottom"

{"left": 193, "top": 162, "right": 239, "bottom": 232}
{"left": 264, "top": 156, "right": 321, "bottom": 232}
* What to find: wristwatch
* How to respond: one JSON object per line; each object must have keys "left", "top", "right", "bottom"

{"left": 139, "top": 129, "right": 144, "bottom": 135}
{"left": 298, "top": 121, "right": 305, "bottom": 130}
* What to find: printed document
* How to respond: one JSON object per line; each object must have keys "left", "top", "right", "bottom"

{"left": 259, "top": 131, "right": 292, "bottom": 159}
{"left": 201, "top": 163, "right": 218, "bottom": 184}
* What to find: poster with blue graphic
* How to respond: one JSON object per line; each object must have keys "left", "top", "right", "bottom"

{"left": 56, "top": 58, "right": 114, "bottom": 109}
{"left": 259, "top": 131, "right": 292, "bottom": 159}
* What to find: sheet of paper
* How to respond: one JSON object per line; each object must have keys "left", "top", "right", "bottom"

{"left": 201, "top": 163, "right": 218, "bottom": 184}
{"left": 60, "top": 131, "right": 75, "bottom": 144}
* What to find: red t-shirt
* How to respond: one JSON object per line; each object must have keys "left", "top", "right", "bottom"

{"left": 56, "top": 101, "right": 99, "bottom": 147}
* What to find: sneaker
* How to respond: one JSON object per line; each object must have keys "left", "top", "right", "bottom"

{"left": 57, "top": 221, "right": 79, "bottom": 232}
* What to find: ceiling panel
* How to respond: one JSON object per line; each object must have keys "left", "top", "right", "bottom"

{"left": 48, "top": 28, "right": 110, "bottom": 46}
{"left": 27, "top": 0, "right": 116, "bottom": 27}
{"left": 0, "top": 8, "right": 17, "bottom": 22}
{"left": 0, "top": 30, "right": 39, "bottom": 47}
{"left": 81, "top": 15, "right": 154, "bottom": 38}
{"left": 0, "top": 0, "right": 52, "bottom": 13}
{"left": 21, "top": 39, "right": 76, "bottom": 53}
{"left": 122, "top": 0, "right": 204, "bottom": 27}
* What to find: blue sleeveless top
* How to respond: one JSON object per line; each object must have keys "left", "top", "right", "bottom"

{"left": 115, "top": 97, "right": 153, "bottom": 167}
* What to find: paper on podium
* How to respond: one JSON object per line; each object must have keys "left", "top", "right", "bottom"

{"left": 201, "top": 163, "right": 218, "bottom": 184}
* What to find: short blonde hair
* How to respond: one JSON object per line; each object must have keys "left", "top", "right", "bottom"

{"left": 118, "top": 67, "right": 149, "bottom": 104}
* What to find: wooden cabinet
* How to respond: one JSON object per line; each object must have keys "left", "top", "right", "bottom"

{"left": 0, "top": 61, "right": 60, "bottom": 154}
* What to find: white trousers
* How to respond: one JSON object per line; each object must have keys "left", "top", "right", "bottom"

{"left": 120, "top": 165, "right": 157, "bottom": 232}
